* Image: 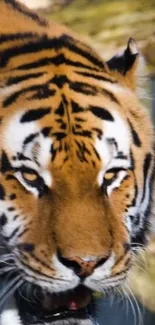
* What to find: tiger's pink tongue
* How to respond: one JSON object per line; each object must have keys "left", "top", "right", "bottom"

{"left": 67, "top": 300, "right": 79, "bottom": 310}
{"left": 65, "top": 287, "right": 92, "bottom": 311}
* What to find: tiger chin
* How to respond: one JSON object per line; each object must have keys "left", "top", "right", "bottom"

{"left": 0, "top": 0, "right": 154, "bottom": 325}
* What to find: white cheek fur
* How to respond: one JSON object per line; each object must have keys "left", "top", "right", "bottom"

{"left": 2, "top": 110, "right": 53, "bottom": 195}
{"left": 3, "top": 112, "right": 38, "bottom": 156}
{"left": 95, "top": 110, "right": 130, "bottom": 190}
{"left": 0, "top": 297, "right": 22, "bottom": 325}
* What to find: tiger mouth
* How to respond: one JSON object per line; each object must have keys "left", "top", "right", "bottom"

{"left": 16, "top": 285, "right": 93, "bottom": 324}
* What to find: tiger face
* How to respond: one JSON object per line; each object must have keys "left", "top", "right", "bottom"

{"left": 0, "top": 1, "right": 154, "bottom": 325}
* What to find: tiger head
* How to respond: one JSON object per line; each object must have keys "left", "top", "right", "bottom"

{"left": 0, "top": 1, "right": 154, "bottom": 325}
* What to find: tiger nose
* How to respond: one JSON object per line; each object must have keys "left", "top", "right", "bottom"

{"left": 58, "top": 253, "right": 108, "bottom": 277}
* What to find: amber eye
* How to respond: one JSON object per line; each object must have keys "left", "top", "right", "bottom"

{"left": 104, "top": 172, "right": 115, "bottom": 181}
{"left": 18, "top": 168, "right": 46, "bottom": 195}
{"left": 103, "top": 171, "right": 117, "bottom": 187}
{"left": 22, "top": 171, "right": 39, "bottom": 184}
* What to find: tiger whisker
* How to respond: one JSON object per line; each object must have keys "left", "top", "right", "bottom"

{"left": 122, "top": 284, "right": 137, "bottom": 325}
{"left": 0, "top": 253, "right": 14, "bottom": 259}
{"left": 0, "top": 274, "right": 23, "bottom": 311}
{"left": 0, "top": 266, "right": 16, "bottom": 275}
{"left": 18, "top": 286, "right": 33, "bottom": 304}
{"left": 0, "top": 259, "right": 15, "bottom": 266}
{"left": 123, "top": 283, "right": 143, "bottom": 325}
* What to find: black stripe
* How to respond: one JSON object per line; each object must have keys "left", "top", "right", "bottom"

{"left": 116, "top": 152, "right": 128, "bottom": 160}
{"left": 17, "top": 227, "right": 29, "bottom": 238}
{"left": 16, "top": 55, "right": 99, "bottom": 72}
{"left": 89, "top": 106, "right": 114, "bottom": 121}
{"left": 41, "top": 127, "right": 51, "bottom": 137}
{"left": 3, "top": 84, "right": 54, "bottom": 107}
{"left": 0, "top": 184, "right": 5, "bottom": 200}
{"left": 51, "top": 75, "right": 69, "bottom": 88}
{"left": 0, "top": 35, "right": 103, "bottom": 70}
{"left": 29, "top": 86, "right": 56, "bottom": 100}
{"left": 29, "top": 252, "right": 52, "bottom": 270}
{"left": 72, "top": 127, "right": 92, "bottom": 138}
{"left": 91, "top": 145, "right": 101, "bottom": 161}
{"left": 7, "top": 72, "right": 44, "bottom": 86}
{"left": 8, "top": 206, "right": 15, "bottom": 211}
{"left": 128, "top": 120, "right": 141, "bottom": 147}
{"left": 141, "top": 153, "right": 152, "bottom": 203}
{"left": 55, "top": 102, "right": 65, "bottom": 116}
{"left": 102, "top": 88, "right": 120, "bottom": 104}
{"left": 130, "top": 150, "right": 135, "bottom": 170}
{"left": 70, "top": 81, "right": 97, "bottom": 96}
{"left": 5, "top": 0, "right": 47, "bottom": 27}
{"left": 23, "top": 133, "right": 38, "bottom": 146}
{"left": 13, "top": 215, "right": 19, "bottom": 220}
{"left": 64, "top": 35, "right": 105, "bottom": 70}
{"left": 73, "top": 79, "right": 118, "bottom": 105}
{"left": 0, "top": 151, "right": 12, "bottom": 173}
{"left": 16, "top": 57, "right": 52, "bottom": 71}
{"left": 51, "top": 145, "right": 57, "bottom": 162}
{"left": 0, "top": 214, "right": 7, "bottom": 226}
{"left": 71, "top": 101, "right": 83, "bottom": 114}
{"left": 76, "top": 71, "right": 116, "bottom": 83}
{"left": 75, "top": 117, "right": 86, "bottom": 122}
{"left": 92, "top": 127, "right": 103, "bottom": 140}
{"left": 75, "top": 140, "right": 91, "bottom": 163}
{"left": 131, "top": 176, "right": 138, "bottom": 207}
{"left": 0, "top": 32, "right": 35, "bottom": 44}
{"left": 106, "top": 167, "right": 127, "bottom": 173}
{"left": 4, "top": 226, "right": 20, "bottom": 241}
{"left": 6, "top": 174, "right": 16, "bottom": 181}
{"left": 20, "top": 107, "right": 51, "bottom": 123}
{"left": 17, "top": 243, "right": 35, "bottom": 253}
{"left": 17, "top": 259, "right": 57, "bottom": 280}
{"left": 52, "top": 132, "right": 66, "bottom": 141}
{"left": 17, "top": 154, "right": 31, "bottom": 161}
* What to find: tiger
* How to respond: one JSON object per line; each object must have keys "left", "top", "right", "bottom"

{"left": 0, "top": 1, "right": 154, "bottom": 325}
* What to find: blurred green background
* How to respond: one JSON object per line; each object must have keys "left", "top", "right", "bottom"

{"left": 19, "top": 0, "right": 155, "bottom": 75}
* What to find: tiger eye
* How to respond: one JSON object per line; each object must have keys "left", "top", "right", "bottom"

{"left": 22, "top": 172, "right": 38, "bottom": 182}
{"left": 104, "top": 172, "right": 115, "bottom": 180}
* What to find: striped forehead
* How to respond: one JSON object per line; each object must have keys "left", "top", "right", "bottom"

{"left": 2, "top": 104, "right": 130, "bottom": 160}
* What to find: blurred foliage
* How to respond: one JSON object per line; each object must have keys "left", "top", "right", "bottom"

{"left": 130, "top": 238, "right": 155, "bottom": 312}
{"left": 44, "top": 0, "right": 155, "bottom": 74}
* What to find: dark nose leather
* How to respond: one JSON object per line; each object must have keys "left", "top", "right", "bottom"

{"left": 58, "top": 252, "right": 108, "bottom": 277}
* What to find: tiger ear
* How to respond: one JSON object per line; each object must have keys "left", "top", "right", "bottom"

{"left": 106, "top": 38, "right": 142, "bottom": 91}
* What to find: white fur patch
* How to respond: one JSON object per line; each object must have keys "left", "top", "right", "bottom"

{"left": 104, "top": 110, "right": 130, "bottom": 158}
{"left": 14, "top": 254, "right": 79, "bottom": 294}
{"left": 84, "top": 253, "right": 115, "bottom": 291}
{"left": 0, "top": 84, "right": 20, "bottom": 99}
{"left": 3, "top": 112, "right": 39, "bottom": 156}
{"left": 2, "top": 111, "right": 53, "bottom": 192}
{"left": 37, "top": 135, "right": 52, "bottom": 169}
{"left": 0, "top": 201, "right": 26, "bottom": 246}
{"left": 0, "top": 297, "right": 22, "bottom": 325}
{"left": 95, "top": 110, "right": 131, "bottom": 188}
{"left": 95, "top": 136, "right": 112, "bottom": 187}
